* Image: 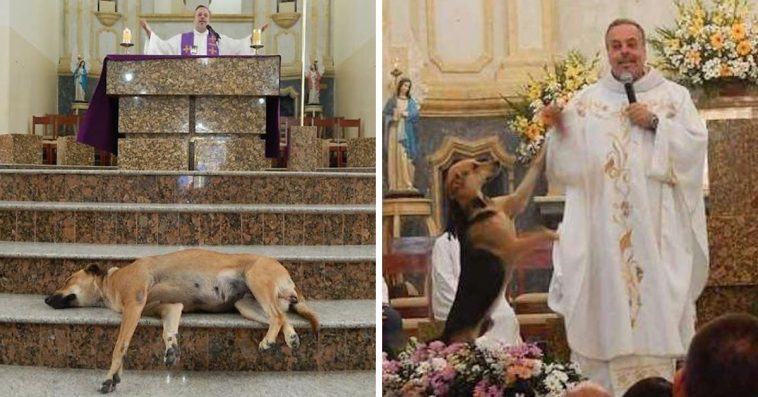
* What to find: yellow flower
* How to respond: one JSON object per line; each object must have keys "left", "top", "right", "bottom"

{"left": 732, "top": 23, "right": 746, "bottom": 41}
{"left": 686, "top": 50, "right": 702, "bottom": 66}
{"left": 688, "top": 18, "right": 704, "bottom": 36}
{"left": 720, "top": 64, "right": 731, "bottom": 77}
{"left": 713, "top": 12, "right": 724, "bottom": 25}
{"left": 736, "top": 40, "right": 752, "bottom": 56}
{"left": 666, "top": 38, "right": 681, "bottom": 50}
{"left": 527, "top": 84, "right": 542, "bottom": 102}
{"left": 710, "top": 32, "right": 724, "bottom": 50}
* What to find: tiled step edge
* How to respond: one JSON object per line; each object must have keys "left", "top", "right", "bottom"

{"left": 0, "top": 241, "right": 375, "bottom": 262}
{"left": 0, "top": 365, "right": 375, "bottom": 397}
{"left": 0, "top": 201, "right": 374, "bottom": 214}
{"left": 0, "top": 294, "right": 375, "bottom": 329}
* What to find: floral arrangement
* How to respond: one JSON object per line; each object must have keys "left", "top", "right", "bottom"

{"left": 382, "top": 339, "right": 584, "bottom": 397}
{"left": 504, "top": 51, "right": 601, "bottom": 164}
{"left": 649, "top": 0, "right": 758, "bottom": 87}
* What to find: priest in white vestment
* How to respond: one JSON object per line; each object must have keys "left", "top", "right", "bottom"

{"left": 140, "top": 5, "right": 253, "bottom": 56}
{"left": 543, "top": 19, "right": 708, "bottom": 396}
{"left": 431, "top": 232, "right": 522, "bottom": 346}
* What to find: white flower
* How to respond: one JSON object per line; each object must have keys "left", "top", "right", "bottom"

{"left": 415, "top": 361, "right": 431, "bottom": 375}
{"left": 431, "top": 357, "right": 447, "bottom": 372}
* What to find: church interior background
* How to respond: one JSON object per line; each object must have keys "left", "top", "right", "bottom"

{"left": 381, "top": 0, "right": 757, "bottom": 358}
{"left": 0, "top": 0, "right": 376, "bottom": 394}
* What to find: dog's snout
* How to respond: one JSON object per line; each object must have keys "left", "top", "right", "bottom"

{"left": 44, "top": 295, "right": 53, "bottom": 305}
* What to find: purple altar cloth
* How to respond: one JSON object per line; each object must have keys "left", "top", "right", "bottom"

{"left": 77, "top": 54, "right": 280, "bottom": 158}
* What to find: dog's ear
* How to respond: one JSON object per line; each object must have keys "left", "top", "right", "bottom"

{"left": 84, "top": 264, "right": 104, "bottom": 277}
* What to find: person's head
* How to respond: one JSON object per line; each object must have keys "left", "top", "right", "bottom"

{"left": 605, "top": 18, "right": 647, "bottom": 80}
{"left": 682, "top": 313, "right": 758, "bottom": 397}
{"left": 623, "top": 377, "right": 672, "bottom": 397}
{"left": 194, "top": 5, "right": 211, "bottom": 33}
{"left": 396, "top": 78, "right": 412, "bottom": 98}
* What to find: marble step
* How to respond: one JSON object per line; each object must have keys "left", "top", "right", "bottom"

{"left": 0, "top": 365, "right": 374, "bottom": 397}
{"left": 0, "top": 242, "right": 375, "bottom": 300}
{"left": 0, "top": 201, "right": 375, "bottom": 246}
{"left": 0, "top": 294, "right": 374, "bottom": 372}
{"left": 0, "top": 169, "right": 374, "bottom": 204}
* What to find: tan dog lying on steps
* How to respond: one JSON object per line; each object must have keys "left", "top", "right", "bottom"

{"left": 441, "top": 147, "right": 558, "bottom": 343}
{"left": 44, "top": 248, "right": 319, "bottom": 394}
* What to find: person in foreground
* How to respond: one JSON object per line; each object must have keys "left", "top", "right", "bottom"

{"left": 543, "top": 18, "right": 709, "bottom": 396}
{"left": 678, "top": 313, "right": 758, "bottom": 397}
{"left": 140, "top": 5, "right": 253, "bottom": 55}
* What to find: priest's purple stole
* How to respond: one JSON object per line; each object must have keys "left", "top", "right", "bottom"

{"left": 180, "top": 32, "right": 219, "bottom": 56}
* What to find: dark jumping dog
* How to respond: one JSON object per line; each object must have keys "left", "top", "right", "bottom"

{"left": 441, "top": 149, "right": 557, "bottom": 343}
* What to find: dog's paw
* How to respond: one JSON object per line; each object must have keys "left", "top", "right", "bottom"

{"left": 99, "top": 378, "right": 117, "bottom": 394}
{"left": 258, "top": 339, "right": 275, "bottom": 351}
{"left": 164, "top": 344, "right": 180, "bottom": 367}
{"left": 285, "top": 333, "right": 300, "bottom": 349}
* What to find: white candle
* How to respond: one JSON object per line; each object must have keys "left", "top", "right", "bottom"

{"left": 122, "top": 27, "right": 132, "bottom": 44}
{"left": 252, "top": 29, "right": 262, "bottom": 46}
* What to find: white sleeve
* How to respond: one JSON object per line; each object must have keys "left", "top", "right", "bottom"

{"left": 145, "top": 33, "right": 180, "bottom": 55}
{"left": 219, "top": 34, "right": 253, "bottom": 55}
{"left": 546, "top": 89, "right": 590, "bottom": 189}
{"left": 431, "top": 235, "right": 461, "bottom": 321}
{"left": 648, "top": 85, "right": 708, "bottom": 190}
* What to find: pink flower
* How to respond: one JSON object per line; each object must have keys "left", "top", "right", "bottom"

{"left": 382, "top": 359, "right": 400, "bottom": 374}
{"left": 443, "top": 342, "right": 466, "bottom": 355}
{"left": 428, "top": 340, "right": 446, "bottom": 352}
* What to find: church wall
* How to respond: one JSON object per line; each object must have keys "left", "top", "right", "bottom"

{"left": 333, "top": 0, "right": 375, "bottom": 138}
{"left": 0, "top": 0, "right": 10, "bottom": 132}
{"left": 4, "top": 0, "right": 61, "bottom": 133}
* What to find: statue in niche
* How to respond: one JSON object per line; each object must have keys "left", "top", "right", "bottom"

{"left": 383, "top": 77, "right": 420, "bottom": 194}
{"left": 307, "top": 59, "right": 323, "bottom": 105}
{"left": 73, "top": 56, "right": 88, "bottom": 102}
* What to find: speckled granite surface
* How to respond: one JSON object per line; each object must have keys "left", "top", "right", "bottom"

{"left": 55, "top": 136, "right": 93, "bottom": 166}
{"left": 0, "top": 202, "right": 374, "bottom": 245}
{"left": 118, "top": 96, "right": 189, "bottom": 133}
{"left": 0, "top": 135, "right": 41, "bottom": 165}
{"left": 705, "top": 119, "right": 757, "bottom": 291}
{"left": 195, "top": 97, "right": 266, "bottom": 134}
{"left": 118, "top": 138, "right": 188, "bottom": 170}
{"left": 289, "top": 126, "right": 318, "bottom": 172}
{"left": 0, "top": 170, "right": 375, "bottom": 204}
{"left": 194, "top": 137, "right": 268, "bottom": 171}
{"left": 106, "top": 57, "right": 280, "bottom": 96}
{"left": 346, "top": 138, "right": 375, "bottom": 168}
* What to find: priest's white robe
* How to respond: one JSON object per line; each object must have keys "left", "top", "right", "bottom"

{"left": 431, "top": 233, "right": 522, "bottom": 346}
{"left": 546, "top": 69, "right": 708, "bottom": 395}
{"left": 144, "top": 29, "right": 253, "bottom": 55}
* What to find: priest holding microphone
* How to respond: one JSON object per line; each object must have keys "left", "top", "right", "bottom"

{"left": 541, "top": 18, "right": 709, "bottom": 396}
{"left": 139, "top": 5, "right": 264, "bottom": 56}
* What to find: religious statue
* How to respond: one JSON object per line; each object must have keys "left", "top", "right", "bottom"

{"left": 307, "top": 59, "right": 323, "bottom": 105}
{"left": 73, "top": 57, "right": 88, "bottom": 102}
{"left": 383, "top": 77, "right": 420, "bottom": 193}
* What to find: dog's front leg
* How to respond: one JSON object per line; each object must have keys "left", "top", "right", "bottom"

{"left": 101, "top": 300, "right": 145, "bottom": 393}
{"left": 157, "top": 303, "right": 184, "bottom": 367}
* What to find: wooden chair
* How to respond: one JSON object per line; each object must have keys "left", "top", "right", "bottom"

{"left": 31, "top": 115, "right": 56, "bottom": 139}
{"left": 338, "top": 118, "right": 361, "bottom": 140}
{"left": 54, "top": 114, "right": 81, "bottom": 137}
{"left": 312, "top": 117, "right": 339, "bottom": 139}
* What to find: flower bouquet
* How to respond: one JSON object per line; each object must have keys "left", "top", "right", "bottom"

{"left": 649, "top": 0, "right": 757, "bottom": 90}
{"left": 504, "top": 51, "right": 601, "bottom": 165}
{"left": 382, "top": 339, "right": 584, "bottom": 397}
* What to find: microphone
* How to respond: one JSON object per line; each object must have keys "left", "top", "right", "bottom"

{"left": 620, "top": 72, "right": 636, "bottom": 103}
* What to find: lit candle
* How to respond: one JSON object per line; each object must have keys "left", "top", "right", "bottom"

{"left": 252, "top": 29, "right": 262, "bottom": 46}
{"left": 393, "top": 58, "right": 399, "bottom": 70}
{"left": 122, "top": 27, "right": 132, "bottom": 44}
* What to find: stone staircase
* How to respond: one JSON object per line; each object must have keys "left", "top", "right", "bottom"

{"left": 0, "top": 168, "right": 376, "bottom": 395}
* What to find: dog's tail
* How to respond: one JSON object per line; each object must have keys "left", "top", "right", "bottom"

{"left": 287, "top": 288, "right": 320, "bottom": 334}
